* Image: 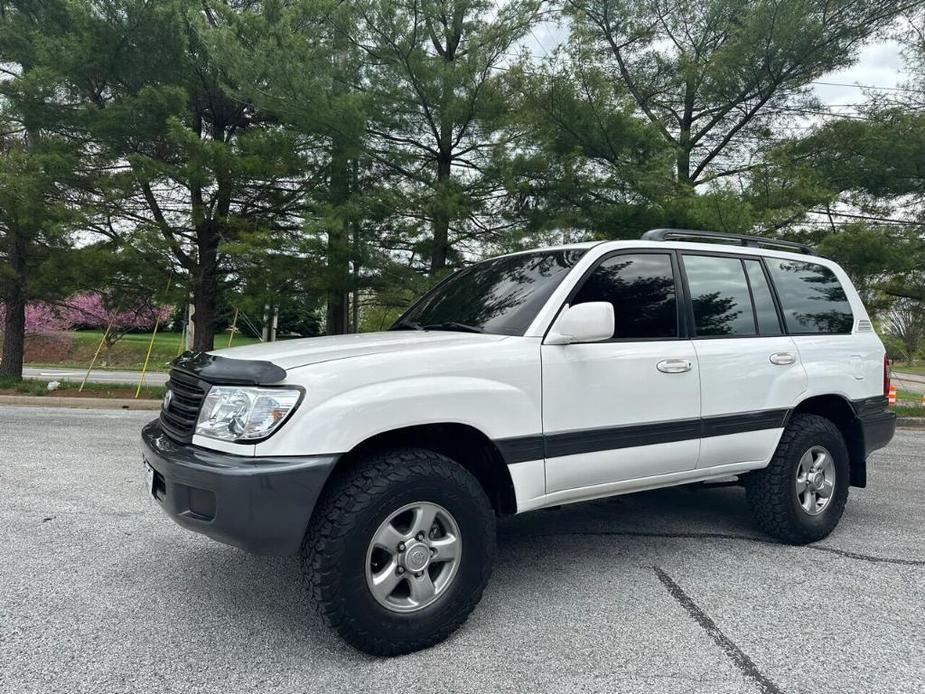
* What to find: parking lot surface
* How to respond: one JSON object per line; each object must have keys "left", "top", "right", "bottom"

{"left": 1, "top": 406, "right": 923, "bottom": 694}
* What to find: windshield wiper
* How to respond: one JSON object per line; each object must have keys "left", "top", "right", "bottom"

{"left": 390, "top": 319, "right": 423, "bottom": 331}
{"left": 420, "top": 322, "right": 484, "bottom": 334}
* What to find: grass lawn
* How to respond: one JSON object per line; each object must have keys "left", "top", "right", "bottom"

{"left": 893, "top": 365, "right": 925, "bottom": 377}
{"left": 0, "top": 377, "right": 165, "bottom": 400}
{"left": 893, "top": 387, "right": 924, "bottom": 417}
{"left": 25, "top": 330, "right": 262, "bottom": 372}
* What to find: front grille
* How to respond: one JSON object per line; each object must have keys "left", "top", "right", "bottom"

{"left": 160, "top": 368, "right": 207, "bottom": 443}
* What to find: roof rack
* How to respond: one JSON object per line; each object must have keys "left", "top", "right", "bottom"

{"left": 641, "top": 228, "right": 814, "bottom": 255}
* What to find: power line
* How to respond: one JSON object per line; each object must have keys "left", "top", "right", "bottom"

{"left": 810, "top": 210, "right": 923, "bottom": 226}
{"left": 810, "top": 80, "right": 925, "bottom": 96}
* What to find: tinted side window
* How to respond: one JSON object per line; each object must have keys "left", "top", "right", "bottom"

{"left": 744, "top": 259, "right": 783, "bottom": 336}
{"left": 683, "top": 255, "right": 756, "bottom": 336}
{"left": 572, "top": 254, "right": 678, "bottom": 339}
{"left": 765, "top": 259, "right": 853, "bottom": 334}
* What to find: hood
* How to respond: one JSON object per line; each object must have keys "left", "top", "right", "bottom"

{"left": 209, "top": 330, "right": 510, "bottom": 371}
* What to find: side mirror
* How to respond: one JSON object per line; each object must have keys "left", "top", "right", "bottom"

{"left": 546, "top": 302, "right": 614, "bottom": 345}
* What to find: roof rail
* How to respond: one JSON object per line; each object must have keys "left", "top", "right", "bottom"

{"left": 641, "top": 228, "right": 814, "bottom": 255}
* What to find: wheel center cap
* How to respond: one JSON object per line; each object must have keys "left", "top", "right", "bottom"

{"left": 810, "top": 471, "right": 824, "bottom": 490}
{"left": 403, "top": 542, "right": 431, "bottom": 572}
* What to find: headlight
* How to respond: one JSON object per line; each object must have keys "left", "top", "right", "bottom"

{"left": 195, "top": 386, "right": 302, "bottom": 442}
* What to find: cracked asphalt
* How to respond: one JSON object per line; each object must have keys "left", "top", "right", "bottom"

{"left": 1, "top": 406, "right": 923, "bottom": 694}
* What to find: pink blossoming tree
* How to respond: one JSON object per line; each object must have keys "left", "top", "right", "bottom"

{"left": 0, "top": 302, "right": 73, "bottom": 334}
{"left": 64, "top": 293, "right": 171, "bottom": 365}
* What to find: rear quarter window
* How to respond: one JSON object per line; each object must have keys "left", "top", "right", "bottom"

{"left": 765, "top": 258, "right": 853, "bottom": 334}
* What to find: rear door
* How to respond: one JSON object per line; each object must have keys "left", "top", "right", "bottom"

{"left": 679, "top": 253, "right": 808, "bottom": 467}
{"left": 541, "top": 251, "right": 701, "bottom": 493}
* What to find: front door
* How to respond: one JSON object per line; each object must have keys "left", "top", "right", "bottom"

{"left": 542, "top": 251, "right": 701, "bottom": 494}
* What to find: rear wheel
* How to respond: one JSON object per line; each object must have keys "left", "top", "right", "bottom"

{"left": 302, "top": 448, "right": 496, "bottom": 656}
{"left": 745, "top": 413, "right": 850, "bottom": 545}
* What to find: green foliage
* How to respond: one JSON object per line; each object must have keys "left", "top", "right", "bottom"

{"left": 510, "top": 54, "right": 673, "bottom": 239}
{"left": 0, "top": 4, "right": 93, "bottom": 377}
{"left": 0, "top": 0, "right": 923, "bottom": 361}
{"left": 791, "top": 109, "right": 925, "bottom": 201}
{"left": 564, "top": 0, "right": 907, "bottom": 189}
{"left": 356, "top": 0, "right": 544, "bottom": 270}
{"left": 776, "top": 103, "right": 925, "bottom": 304}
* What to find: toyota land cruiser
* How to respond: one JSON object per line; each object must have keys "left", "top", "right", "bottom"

{"left": 141, "top": 229, "right": 896, "bottom": 655}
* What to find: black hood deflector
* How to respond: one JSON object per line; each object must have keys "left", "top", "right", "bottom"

{"left": 171, "top": 351, "right": 287, "bottom": 386}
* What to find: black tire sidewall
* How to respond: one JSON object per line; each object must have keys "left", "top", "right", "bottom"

{"left": 320, "top": 456, "right": 495, "bottom": 645}
{"left": 784, "top": 423, "right": 850, "bottom": 536}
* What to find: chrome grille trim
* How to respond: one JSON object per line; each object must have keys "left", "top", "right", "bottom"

{"left": 160, "top": 368, "right": 208, "bottom": 443}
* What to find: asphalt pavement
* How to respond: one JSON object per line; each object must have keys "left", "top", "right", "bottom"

{"left": 1, "top": 406, "right": 923, "bottom": 694}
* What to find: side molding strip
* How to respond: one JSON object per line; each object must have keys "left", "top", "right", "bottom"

{"left": 495, "top": 408, "right": 790, "bottom": 465}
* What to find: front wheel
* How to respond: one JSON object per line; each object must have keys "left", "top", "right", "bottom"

{"left": 745, "top": 413, "right": 850, "bottom": 545}
{"left": 302, "top": 448, "right": 496, "bottom": 656}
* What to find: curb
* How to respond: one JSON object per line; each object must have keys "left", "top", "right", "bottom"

{"left": 897, "top": 417, "right": 925, "bottom": 429}
{"left": 0, "top": 395, "right": 161, "bottom": 410}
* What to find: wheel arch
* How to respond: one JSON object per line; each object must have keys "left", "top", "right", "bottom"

{"left": 319, "top": 422, "right": 519, "bottom": 516}
{"left": 790, "top": 394, "right": 866, "bottom": 487}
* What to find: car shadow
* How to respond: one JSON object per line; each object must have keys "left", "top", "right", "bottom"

{"left": 134, "top": 482, "right": 760, "bottom": 661}
{"left": 499, "top": 482, "right": 759, "bottom": 542}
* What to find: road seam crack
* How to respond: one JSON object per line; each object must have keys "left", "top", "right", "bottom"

{"left": 654, "top": 566, "right": 784, "bottom": 694}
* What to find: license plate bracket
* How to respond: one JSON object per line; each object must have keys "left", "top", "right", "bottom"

{"left": 143, "top": 460, "right": 155, "bottom": 498}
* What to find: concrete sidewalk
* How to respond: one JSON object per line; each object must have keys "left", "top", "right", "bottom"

{"left": 22, "top": 366, "right": 168, "bottom": 386}
{"left": 893, "top": 371, "right": 925, "bottom": 395}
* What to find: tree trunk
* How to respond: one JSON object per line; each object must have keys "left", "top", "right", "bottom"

{"left": 0, "top": 230, "right": 27, "bottom": 380}
{"left": 430, "top": 150, "right": 452, "bottom": 274}
{"left": 192, "top": 227, "right": 220, "bottom": 352}
{"left": 0, "top": 295, "right": 25, "bottom": 380}
{"left": 192, "top": 279, "right": 217, "bottom": 352}
{"left": 676, "top": 147, "right": 692, "bottom": 186}
{"left": 102, "top": 337, "right": 115, "bottom": 367}
{"left": 677, "top": 79, "right": 695, "bottom": 187}
{"left": 429, "top": 20, "right": 461, "bottom": 275}
{"left": 351, "top": 217, "right": 361, "bottom": 333}
{"left": 676, "top": 121, "right": 693, "bottom": 186}
{"left": 325, "top": 142, "right": 350, "bottom": 335}
{"left": 325, "top": 256, "right": 348, "bottom": 335}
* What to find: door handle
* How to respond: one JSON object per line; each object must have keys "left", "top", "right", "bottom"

{"left": 769, "top": 352, "right": 796, "bottom": 366}
{"left": 657, "top": 359, "right": 693, "bottom": 374}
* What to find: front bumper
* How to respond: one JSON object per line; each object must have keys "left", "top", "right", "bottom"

{"left": 141, "top": 420, "right": 339, "bottom": 555}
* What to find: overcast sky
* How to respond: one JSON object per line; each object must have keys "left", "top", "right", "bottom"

{"left": 814, "top": 40, "right": 906, "bottom": 105}
{"left": 527, "top": 22, "right": 909, "bottom": 110}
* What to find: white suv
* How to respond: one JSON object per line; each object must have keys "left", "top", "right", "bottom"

{"left": 142, "top": 229, "right": 896, "bottom": 655}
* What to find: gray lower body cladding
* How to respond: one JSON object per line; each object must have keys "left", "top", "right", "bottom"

{"left": 141, "top": 420, "right": 338, "bottom": 555}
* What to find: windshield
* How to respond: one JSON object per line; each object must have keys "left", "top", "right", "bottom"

{"left": 392, "top": 249, "right": 587, "bottom": 336}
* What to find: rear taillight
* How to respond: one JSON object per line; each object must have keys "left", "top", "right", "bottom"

{"left": 884, "top": 354, "right": 891, "bottom": 397}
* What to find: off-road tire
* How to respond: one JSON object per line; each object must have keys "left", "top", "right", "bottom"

{"left": 302, "top": 448, "right": 496, "bottom": 656}
{"left": 745, "top": 413, "right": 850, "bottom": 545}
